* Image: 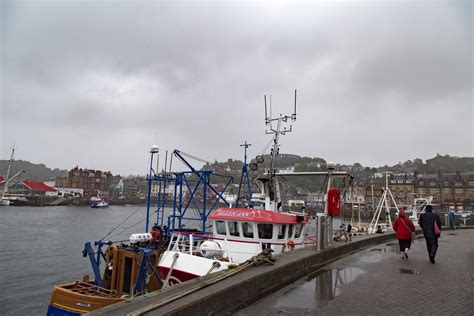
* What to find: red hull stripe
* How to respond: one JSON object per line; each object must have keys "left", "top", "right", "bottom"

{"left": 157, "top": 266, "right": 201, "bottom": 282}
{"left": 208, "top": 236, "right": 316, "bottom": 246}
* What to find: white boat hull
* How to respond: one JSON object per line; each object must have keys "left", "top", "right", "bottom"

{"left": 157, "top": 251, "right": 232, "bottom": 286}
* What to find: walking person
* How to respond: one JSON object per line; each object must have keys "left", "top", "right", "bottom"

{"left": 347, "top": 223, "right": 352, "bottom": 242}
{"left": 392, "top": 210, "right": 415, "bottom": 259}
{"left": 418, "top": 205, "right": 442, "bottom": 263}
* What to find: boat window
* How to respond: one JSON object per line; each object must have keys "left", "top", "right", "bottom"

{"left": 288, "top": 224, "right": 294, "bottom": 238}
{"left": 242, "top": 222, "right": 254, "bottom": 238}
{"left": 294, "top": 224, "right": 303, "bottom": 238}
{"left": 258, "top": 223, "right": 273, "bottom": 239}
{"left": 216, "top": 220, "right": 227, "bottom": 235}
{"left": 277, "top": 224, "right": 287, "bottom": 239}
{"left": 229, "top": 221, "right": 240, "bottom": 237}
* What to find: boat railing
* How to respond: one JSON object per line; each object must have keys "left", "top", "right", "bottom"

{"left": 168, "top": 233, "right": 206, "bottom": 255}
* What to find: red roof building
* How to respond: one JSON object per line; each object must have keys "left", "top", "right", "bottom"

{"left": 8, "top": 180, "right": 56, "bottom": 196}
{"left": 22, "top": 180, "right": 56, "bottom": 192}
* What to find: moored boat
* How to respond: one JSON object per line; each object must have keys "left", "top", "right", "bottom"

{"left": 156, "top": 91, "right": 349, "bottom": 285}
{"left": 89, "top": 197, "right": 108, "bottom": 208}
{"left": 48, "top": 91, "right": 351, "bottom": 314}
{"left": 48, "top": 235, "right": 166, "bottom": 315}
{"left": 157, "top": 208, "right": 313, "bottom": 285}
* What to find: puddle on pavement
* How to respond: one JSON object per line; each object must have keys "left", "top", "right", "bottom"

{"left": 357, "top": 243, "right": 399, "bottom": 263}
{"left": 273, "top": 265, "right": 365, "bottom": 310}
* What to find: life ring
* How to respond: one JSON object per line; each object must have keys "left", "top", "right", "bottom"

{"left": 287, "top": 239, "right": 295, "bottom": 250}
{"left": 327, "top": 188, "right": 341, "bottom": 216}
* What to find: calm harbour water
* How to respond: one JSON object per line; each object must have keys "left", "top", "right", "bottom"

{"left": 0, "top": 205, "right": 165, "bottom": 315}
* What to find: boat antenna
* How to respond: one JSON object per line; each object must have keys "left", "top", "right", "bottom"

{"left": 262, "top": 90, "right": 298, "bottom": 210}
{"left": 264, "top": 89, "right": 298, "bottom": 179}
{"left": 293, "top": 89, "right": 297, "bottom": 121}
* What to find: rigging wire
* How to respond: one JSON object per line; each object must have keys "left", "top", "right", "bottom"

{"left": 319, "top": 174, "right": 329, "bottom": 195}
{"left": 179, "top": 150, "right": 210, "bottom": 165}
{"left": 108, "top": 209, "right": 156, "bottom": 240}
{"left": 260, "top": 137, "right": 274, "bottom": 156}
{"left": 99, "top": 206, "right": 143, "bottom": 241}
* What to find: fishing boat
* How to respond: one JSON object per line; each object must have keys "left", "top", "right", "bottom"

{"left": 156, "top": 91, "right": 350, "bottom": 285}
{"left": 157, "top": 208, "right": 312, "bottom": 285}
{"left": 48, "top": 90, "right": 351, "bottom": 314}
{"left": 47, "top": 231, "right": 167, "bottom": 315}
{"left": 48, "top": 147, "right": 171, "bottom": 315}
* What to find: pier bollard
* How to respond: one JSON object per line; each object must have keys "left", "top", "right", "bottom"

{"left": 317, "top": 213, "right": 327, "bottom": 251}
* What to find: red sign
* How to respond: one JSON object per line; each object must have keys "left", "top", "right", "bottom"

{"left": 209, "top": 208, "right": 305, "bottom": 224}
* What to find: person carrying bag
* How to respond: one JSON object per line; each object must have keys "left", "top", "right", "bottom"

{"left": 418, "top": 205, "right": 442, "bottom": 264}
{"left": 392, "top": 210, "right": 416, "bottom": 259}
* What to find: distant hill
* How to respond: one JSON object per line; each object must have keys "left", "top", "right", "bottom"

{"left": 378, "top": 154, "right": 474, "bottom": 174}
{"left": 205, "top": 153, "right": 474, "bottom": 193}
{"left": 0, "top": 160, "right": 68, "bottom": 181}
{"left": 1, "top": 154, "right": 472, "bottom": 187}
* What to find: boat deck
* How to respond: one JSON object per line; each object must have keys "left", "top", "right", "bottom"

{"left": 61, "top": 282, "right": 118, "bottom": 298}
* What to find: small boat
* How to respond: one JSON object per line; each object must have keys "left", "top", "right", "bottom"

{"left": 89, "top": 197, "right": 108, "bottom": 208}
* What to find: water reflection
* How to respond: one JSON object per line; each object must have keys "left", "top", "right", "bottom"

{"left": 274, "top": 265, "right": 364, "bottom": 310}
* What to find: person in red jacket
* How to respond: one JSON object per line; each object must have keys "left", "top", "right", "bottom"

{"left": 392, "top": 210, "right": 416, "bottom": 259}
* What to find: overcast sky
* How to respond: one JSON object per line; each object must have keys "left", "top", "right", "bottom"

{"left": 1, "top": 0, "right": 472, "bottom": 176}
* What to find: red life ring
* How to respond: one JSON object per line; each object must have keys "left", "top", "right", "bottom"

{"left": 327, "top": 188, "right": 341, "bottom": 216}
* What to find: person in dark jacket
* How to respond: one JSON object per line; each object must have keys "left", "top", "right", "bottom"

{"left": 418, "top": 205, "right": 442, "bottom": 263}
{"left": 347, "top": 224, "right": 352, "bottom": 242}
{"left": 392, "top": 210, "right": 415, "bottom": 259}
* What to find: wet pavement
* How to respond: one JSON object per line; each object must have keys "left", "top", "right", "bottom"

{"left": 236, "top": 229, "right": 474, "bottom": 315}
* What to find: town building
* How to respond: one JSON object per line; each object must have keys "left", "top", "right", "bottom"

{"left": 8, "top": 180, "right": 56, "bottom": 196}
{"left": 366, "top": 171, "right": 474, "bottom": 211}
{"left": 67, "top": 166, "right": 114, "bottom": 197}
{"left": 123, "top": 177, "right": 147, "bottom": 199}
{"left": 55, "top": 176, "right": 68, "bottom": 188}
{"left": 55, "top": 187, "right": 84, "bottom": 198}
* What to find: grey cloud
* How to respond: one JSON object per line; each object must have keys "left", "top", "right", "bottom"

{"left": 1, "top": 0, "right": 472, "bottom": 175}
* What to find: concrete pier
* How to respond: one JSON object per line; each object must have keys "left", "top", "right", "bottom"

{"left": 237, "top": 229, "right": 474, "bottom": 315}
